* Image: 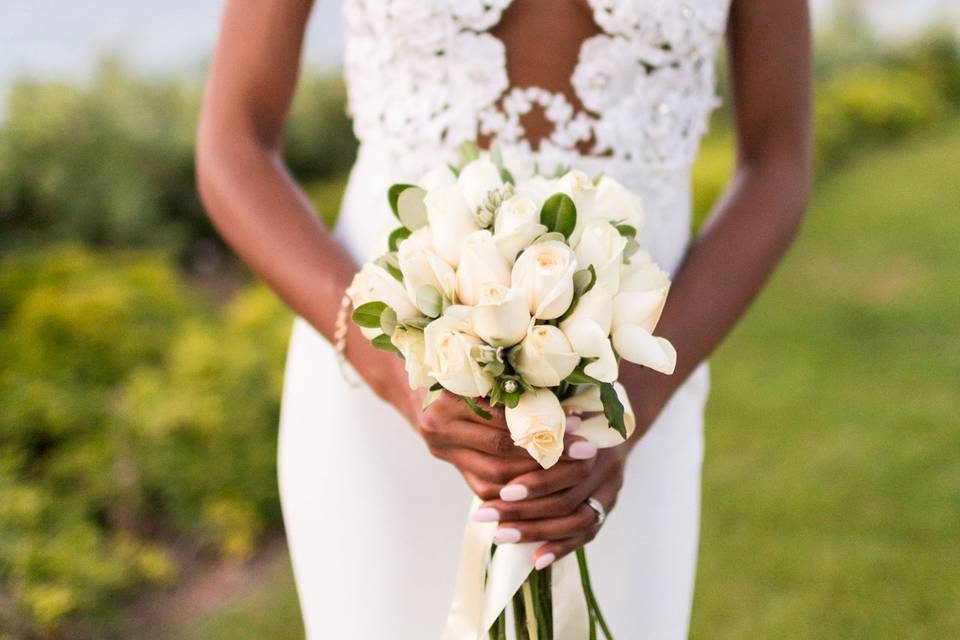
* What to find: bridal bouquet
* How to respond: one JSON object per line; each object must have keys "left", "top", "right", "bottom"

{"left": 348, "top": 142, "right": 676, "bottom": 639}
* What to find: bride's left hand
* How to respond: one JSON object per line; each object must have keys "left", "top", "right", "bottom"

{"left": 475, "top": 444, "right": 629, "bottom": 570}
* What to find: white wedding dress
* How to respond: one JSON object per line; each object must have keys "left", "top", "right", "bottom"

{"left": 279, "top": 1, "right": 730, "bottom": 637}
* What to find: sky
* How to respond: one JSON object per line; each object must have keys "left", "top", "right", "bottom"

{"left": 0, "top": 0, "right": 957, "bottom": 95}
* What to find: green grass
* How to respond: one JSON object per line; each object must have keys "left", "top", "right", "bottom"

{"left": 166, "top": 124, "right": 960, "bottom": 639}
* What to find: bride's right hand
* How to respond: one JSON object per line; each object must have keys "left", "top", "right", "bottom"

{"left": 403, "top": 389, "right": 597, "bottom": 502}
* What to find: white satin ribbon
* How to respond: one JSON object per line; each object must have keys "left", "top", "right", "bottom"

{"left": 442, "top": 499, "right": 588, "bottom": 640}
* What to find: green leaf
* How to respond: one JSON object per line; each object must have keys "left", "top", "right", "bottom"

{"left": 600, "top": 382, "right": 627, "bottom": 439}
{"left": 458, "top": 140, "right": 480, "bottom": 166}
{"left": 540, "top": 193, "right": 577, "bottom": 239}
{"left": 613, "top": 223, "right": 637, "bottom": 239}
{"left": 387, "top": 183, "right": 416, "bottom": 219}
{"left": 422, "top": 387, "right": 442, "bottom": 411}
{"left": 402, "top": 316, "right": 432, "bottom": 330}
{"left": 483, "top": 360, "right": 506, "bottom": 377}
{"left": 352, "top": 301, "right": 388, "bottom": 329}
{"left": 533, "top": 231, "right": 567, "bottom": 245}
{"left": 396, "top": 186, "right": 428, "bottom": 230}
{"left": 375, "top": 253, "right": 403, "bottom": 282}
{"left": 429, "top": 382, "right": 443, "bottom": 392}
{"left": 372, "top": 333, "right": 401, "bottom": 355}
{"left": 463, "top": 396, "right": 493, "bottom": 421}
{"left": 447, "top": 162, "right": 461, "bottom": 178}
{"left": 564, "top": 360, "right": 602, "bottom": 386}
{"left": 416, "top": 284, "right": 443, "bottom": 318}
{"left": 502, "top": 391, "right": 521, "bottom": 409}
{"left": 499, "top": 167, "right": 515, "bottom": 185}
{"left": 388, "top": 227, "right": 412, "bottom": 252}
{"left": 573, "top": 265, "right": 597, "bottom": 298}
{"left": 379, "top": 306, "right": 398, "bottom": 336}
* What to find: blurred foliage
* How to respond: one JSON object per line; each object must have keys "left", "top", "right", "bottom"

{"left": 0, "top": 56, "right": 356, "bottom": 258}
{"left": 0, "top": 248, "right": 291, "bottom": 638}
{"left": 1, "top": 23, "right": 959, "bottom": 640}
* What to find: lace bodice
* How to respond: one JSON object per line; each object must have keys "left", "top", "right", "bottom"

{"left": 338, "top": 0, "right": 731, "bottom": 273}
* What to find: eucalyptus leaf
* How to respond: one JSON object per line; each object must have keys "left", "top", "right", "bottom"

{"left": 397, "top": 186, "right": 428, "bottom": 230}
{"left": 387, "top": 184, "right": 416, "bottom": 219}
{"left": 402, "top": 316, "right": 432, "bottom": 330}
{"left": 388, "top": 227, "right": 412, "bottom": 252}
{"left": 534, "top": 231, "right": 567, "bottom": 245}
{"left": 463, "top": 396, "right": 492, "bottom": 420}
{"left": 352, "top": 301, "right": 388, "bottom": 329}
{"left": 540, "top": 193, "right": 577, "bottom": 239}
{"left": 573, "top": 265, "right": 597, "bottom": 298}
{"left": 379, "top": 306, "right": 398, "bottom": 336}
{"left": 372, "top": 333, "right": 401, "bottom": 355}
{"left": 458, "top": 140, "right": 480, "bottom": 166}
{"left": 417, "top": 284, "right": 443, "bottom": 318}
{"left": 600, "top": 382, "right": 627, "bottom": 439}
{"left": 483, "top": 360, "right": 506, "bottom": 377}
{"left": 375, "top": 253, "right": 403, "bottom": 282}
{"left": 500, "top": 167, "right": 515, "bottom": 185}
{"left": 613, "top": 223, "right": 637, "bottom": 239}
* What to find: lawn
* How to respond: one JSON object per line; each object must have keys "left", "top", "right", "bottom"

{"left": 165, "top": 123, "right": 960, "bottom": 640}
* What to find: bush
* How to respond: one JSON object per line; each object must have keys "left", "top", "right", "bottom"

{"left": 0, "top": 247, "right": 291, "bottom": 638}
{"left": 0, "top": 57, "right": 356, "bottom": 257}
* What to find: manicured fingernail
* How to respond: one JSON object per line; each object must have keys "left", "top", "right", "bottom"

{"left": 568, "top": 440, "right": 597, "bottom": 460}
{"left": 472, "top": 508, "right": 500, "bottom": 523}
{"left": 500, "top": 485, "right": 528, "bottom": 502}
{"left": 566, "top": 415, "right": 582, "bottom": 433}
{"left": 493, "top": 528, "right": 521, "bottom": 544}
{"left": 535, "top": 553, "right": 556, "bottom": 571}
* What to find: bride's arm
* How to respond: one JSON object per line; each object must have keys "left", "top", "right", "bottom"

{"left": 620, "top": 0, "right": 814, "bottom": 429}
{"left": 485, "top": 0, "right": 813, "bottom": 567}
{"left": 197, "top": 0, "right": 552, "bottom": 494}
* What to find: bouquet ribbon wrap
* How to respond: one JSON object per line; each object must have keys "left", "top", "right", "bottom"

{"left": 442, "top": 499, "right": 589, "bottom": 639}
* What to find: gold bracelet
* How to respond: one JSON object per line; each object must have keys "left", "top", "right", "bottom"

{"left": 334, "top": 290, "right": 362, "bottom": 387}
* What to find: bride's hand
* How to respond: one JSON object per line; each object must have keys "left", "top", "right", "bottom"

{"left": 472, "top": 445, "right": 628, "bottom": 570}
{"left": 405, "top": 390, "right": 597, "bottom": 501}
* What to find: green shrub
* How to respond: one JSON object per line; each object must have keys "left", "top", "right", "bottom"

{"left": 0, "top": 247, "right": 291, "bottom": 638}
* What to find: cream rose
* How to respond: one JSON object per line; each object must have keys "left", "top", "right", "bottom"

{"left": 424, "top": 184, "right": 480, "bottom": 267}
{"left": 423, "top": 310, "right": 494, "bottom": 398}
{"left": 573, "top": 219, "right": 627, "bottom": 291}
{"left": 591, "top": 175, "right": 645, "bottom": 230}
{"left": 390, "top": 327, "right": 434, "bottom": 390}
{"left": 456, "top": 230, "right": 511, "bottom": 306}
{"left": 419, "top": 164, "right": 457, "bottom": 191}
{"left": 560, "top": 382, "right": 636, "bottom": 448}
{"left": 610, "top": 254, "right": 676, "bottom": 374}
{"left": 514, "top": 324, "right": 579, "bottom": 387}
{"left": 397, "top": 227, "right": 457, "bottom": 311}
{"left": 492, "top": 194, "right": 547, "bottom": 262}
{"left": 348, "top": 263, "right": 420, "bottom": 337}
{"left": 458, "top": 155, "right": 502, "bottom": 214}
{"left": 559, "top": 286, "right": 619, "bottom": 383}
{"left": 471, "top": 284, "right": 531, "bottom": 347}
{"left": 505, "top": 388, "right": 567, "bottom": 469}
{"left": 511, "top": 241, "right": 578, "bottom": 320}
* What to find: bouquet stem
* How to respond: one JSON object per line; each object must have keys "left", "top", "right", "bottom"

{"left": 576, "top": 549, "right": 614, "bottom": 640}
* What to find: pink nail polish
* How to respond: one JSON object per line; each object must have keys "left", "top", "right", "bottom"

{"left": 493, "top": 528, "right": 521, "bottom": 544}
{"left": 500, "top": 485, "right": 528, "bottom": 502}
{"left": 535, "top": 553, "right": 556, "bottom": 571}
{"left": 568, "top": 440, "right": 597, "bottom": 460}
{"left": 472, "top": 508, "right": 500, "bottom": 523}
{"left": 566, "top": 415, "right": 582, "bottom": 433}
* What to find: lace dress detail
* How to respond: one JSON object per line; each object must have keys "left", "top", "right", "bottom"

{"left": 343, "top": 0, "right": 731, "bottom": 185}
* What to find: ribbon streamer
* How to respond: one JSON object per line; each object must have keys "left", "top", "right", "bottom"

{"left": 443, "top": 499, "right": 588, "bottom": 639}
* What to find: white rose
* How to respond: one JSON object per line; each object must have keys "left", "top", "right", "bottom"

{"left": 471, "top": 284, "right": 531, "bottom": 347}
{"left": 458, "top": 155, "right": 502, "bottom": 213}
{"left": 348, "top": 263, "right": 419, "bottom": 337}
{"left": 560, "top": 286, "right": 619, "bottom": 383}
{"left": 423, "top": 311, "right": 494, "bottom": 398}
{"left": 560, "top": 382, "right": 636, "bottom": 448}
{"left": 492, "top": 194, "right": 548, "bottom": 263}
{"left": 511, "top": 241, "right": 577, "bottom": 320}
{"left": 425, "top": 184, "right": 480, "bottom": 267}
{"left": 505, "top": 388, "right": 567, "bottom": 469}
{"left": 591, "top": 175, "right": 645, "bottom": 231}
{"left": 610, "top": 254, "right": 675, "bottom": 374}
{"left": 390, "top": 328, "right": 434, "bottom": 390}
{"left": 557, "top": 170, "right": 598, "bottom": 245}
{"left": 456, "top": 229, "right": 511, "bottom": 306}
{"left": 397, "top": 227, "right": 457, "bottom": 310}
{"left": 573, "top": 219, "right": 627, "bottom": 291}
{"left": 420, "top": 164, "right": 457, "bottom": 191}
{"left": 514, "top": 324, "right": 579, "bottom": 387}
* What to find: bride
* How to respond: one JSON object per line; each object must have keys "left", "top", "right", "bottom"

{"left": 196, "top": 0, "right": 811, "bottom": 637}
